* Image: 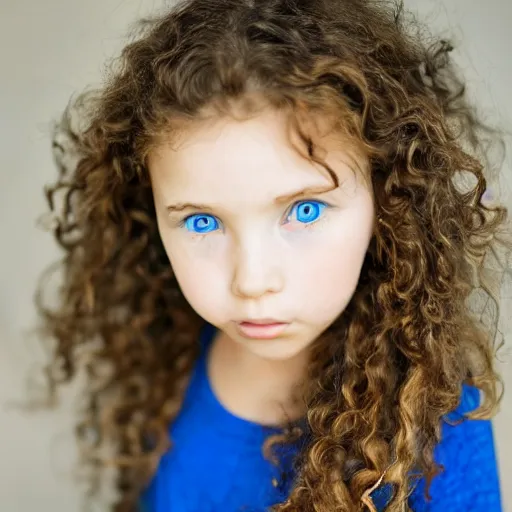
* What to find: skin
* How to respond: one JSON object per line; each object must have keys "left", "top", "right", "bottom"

{"left": 148, "top": 108, "right": 376, "bottom": 425}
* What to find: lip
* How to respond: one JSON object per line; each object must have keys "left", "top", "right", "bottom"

{"left": 235, "top": 320, "right": 289, "bottom": 340}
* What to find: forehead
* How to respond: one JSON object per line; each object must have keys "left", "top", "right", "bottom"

{"left": 147, "top": 109, "right": 367, "bottom": 202}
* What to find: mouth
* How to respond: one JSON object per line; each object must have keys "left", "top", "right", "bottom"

{"left": 235, "top": 319, "right": 289, "bottom": 340}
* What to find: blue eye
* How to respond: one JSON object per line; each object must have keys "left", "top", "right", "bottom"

{"left": 183, "top": 214, "right": 220, "bottom": 234}
{"left": 287, "top": 200, "right": 327, "bottom": 225}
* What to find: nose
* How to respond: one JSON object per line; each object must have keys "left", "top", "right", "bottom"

{"left": 231, "top": 237, "right": 284, "bottom": 299}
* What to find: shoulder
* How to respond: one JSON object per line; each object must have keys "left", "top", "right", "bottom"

{"left": 408, "top": 384, "right": 502, "bottom": 511}
{"left": 447, "top": 382, "right": 481, "bottom": 418}
{"left": 436, "top": 383, "right": 497, "bottom": 475}
{"left": 199, "top": 321, "right": 217, "bottom": 353}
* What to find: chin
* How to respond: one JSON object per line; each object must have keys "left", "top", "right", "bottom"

{"left": 243, "top": 338, "right": 311, "bottom": 362}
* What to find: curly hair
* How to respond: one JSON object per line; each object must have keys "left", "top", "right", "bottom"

{"left": 36, "top": 0, "right": 512, "bottom": 510}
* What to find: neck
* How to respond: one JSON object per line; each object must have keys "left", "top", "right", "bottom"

{"left": 207, "top": 329, "right": 309, "bottom": 427}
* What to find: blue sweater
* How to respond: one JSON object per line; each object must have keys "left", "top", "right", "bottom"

{"left": 141, "top": 322, "right": 502, "bottom": 511}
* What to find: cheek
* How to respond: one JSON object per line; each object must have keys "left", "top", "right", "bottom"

{"left": 159, "top": 230, "right": 228, "bottom": 319}
{"left": 295, "top": 225, "right": 371, "bottom": 319}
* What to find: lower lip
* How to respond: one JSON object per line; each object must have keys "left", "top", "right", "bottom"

{"left": 235, "top": 322, "right": 288, "bottom": 340}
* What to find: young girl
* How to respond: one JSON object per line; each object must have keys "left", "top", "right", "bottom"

{"left": 37, "top": 0, "right": 511, "bottom": 511}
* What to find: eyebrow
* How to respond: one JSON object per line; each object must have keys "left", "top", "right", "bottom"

{"left": 165, "top": 184, "right": 336, "bottom": 214}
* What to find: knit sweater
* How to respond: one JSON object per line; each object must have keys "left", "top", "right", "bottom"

{"left": 141, "top": 322, "right": 502, "bottom": 511}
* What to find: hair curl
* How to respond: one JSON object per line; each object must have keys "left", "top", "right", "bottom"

{"left": 36, "top": 0, "right": 512, "bottom": 510}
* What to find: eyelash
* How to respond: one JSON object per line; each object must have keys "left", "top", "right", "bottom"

{"left": 178, "top": 199, "right": 331, "bottom": 235}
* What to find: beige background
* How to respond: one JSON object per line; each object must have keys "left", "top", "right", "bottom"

{"left": 1, "top": 0, "right": 510, "bottom": 510}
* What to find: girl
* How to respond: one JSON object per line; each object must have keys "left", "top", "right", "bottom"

{"left": 37, "top": 0, "right": 511, "bottom": 510}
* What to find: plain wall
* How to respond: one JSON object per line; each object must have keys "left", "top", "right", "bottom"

{"left": 1, "top": 0, "right": 511, "bottom": 509}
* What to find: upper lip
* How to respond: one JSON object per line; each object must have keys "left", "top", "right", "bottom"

{"left": 237, "top": 318, "right": 286, "bottom": 325}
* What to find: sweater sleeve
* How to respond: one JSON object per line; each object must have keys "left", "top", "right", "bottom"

{"left": 408, "top": 385, "right": 502, "bottom": 511}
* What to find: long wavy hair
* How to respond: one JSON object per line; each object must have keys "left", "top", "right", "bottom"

{"left": 36, "top": 0, "right": 512, "bottom": 510}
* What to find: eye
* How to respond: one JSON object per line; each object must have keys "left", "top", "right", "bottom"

{"left": 182, "top": 213, "right": 220, "bottom": 234}
{"left": 286, "top": 200, "right": 327, "bottom": 225}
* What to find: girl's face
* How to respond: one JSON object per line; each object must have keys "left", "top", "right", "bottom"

{"left": 148, "top": 109, "right": 375, "bottom": 361}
